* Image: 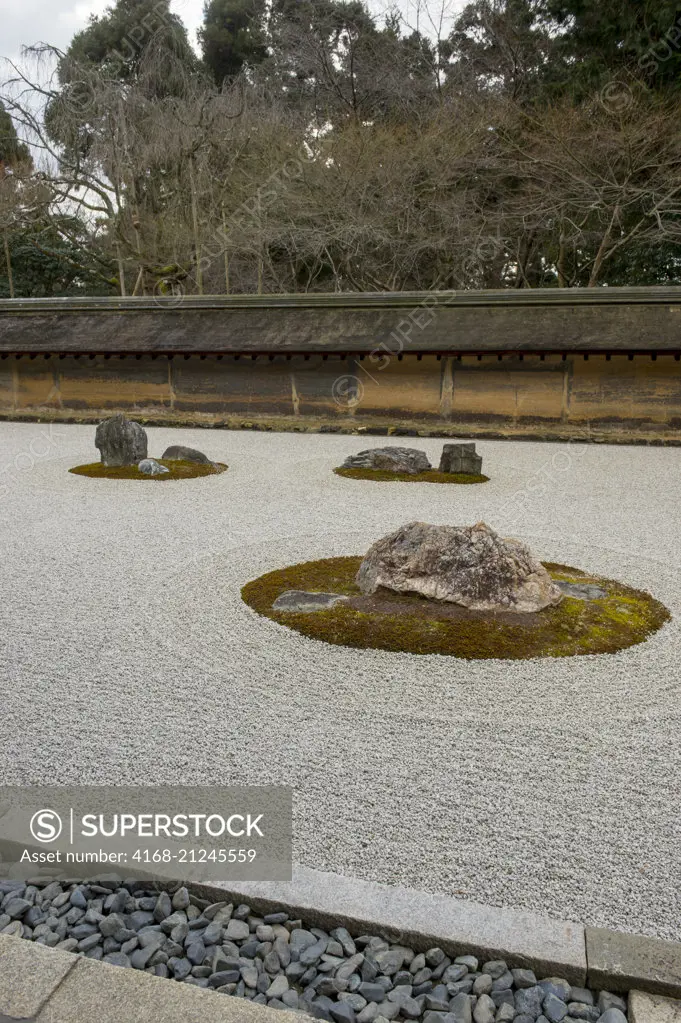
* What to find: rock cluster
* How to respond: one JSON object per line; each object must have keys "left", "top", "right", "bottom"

{"left": 341, "top": 443, "right": 483, "bottom": 477}
{"left": 357, "top": 522, "right": 563, "bottom": 614}
{"left": 95, "top": 414, "right": 147, "bottom": 467}
{"left": 0, "top": 878, "right": 627, "bottom": 1023}
{"left": 342, "top": 448, "right": 432, "bottom": 475}
{"left": 93, "top": 416, "right": 216, "bottom": 472}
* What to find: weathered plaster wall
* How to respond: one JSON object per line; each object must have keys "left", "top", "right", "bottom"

{"left": 1, "top": 352, "right": 680, "bottom": 443}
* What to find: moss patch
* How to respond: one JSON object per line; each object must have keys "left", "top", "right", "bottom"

{"left": 334, "top": 467, "right": 489, "bottom": 484}
{"left": 69, "top": 459, "right": 227, "bottom": 481}
{"left": 241, "top": 557, "right": 670, "bottom": 659}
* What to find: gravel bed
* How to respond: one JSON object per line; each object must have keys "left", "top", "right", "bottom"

{"left": 0, "top": 876, "right": 628, "bottom": 1023}
{"left": 1, "top": 423, "right": 681, "bottom": 939}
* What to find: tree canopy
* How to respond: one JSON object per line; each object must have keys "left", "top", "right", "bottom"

{"left": 2, "top": 0, "right": 681, "bottom": 297}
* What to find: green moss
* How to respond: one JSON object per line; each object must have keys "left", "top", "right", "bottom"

{"left": 69, "top": 460, "right": 228, "bottom": 481}
{"left": 333, "top": 468, "right": 489, "bottom": 485}
{"left": 241, "top": 557, "right": 670, "bottom": 660}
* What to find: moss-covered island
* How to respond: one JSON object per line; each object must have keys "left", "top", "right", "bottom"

{"left": 334, "top": 467, "right": 489, "bottom": 484}
{"left": 69, "top": 460, "right": 228, "bottom": 481}
{"left": 242, "top": 557, "right": 669, "bottom": 659}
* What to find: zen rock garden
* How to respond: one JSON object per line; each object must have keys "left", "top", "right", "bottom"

{"left": 243, "top": 521, "right": 668, "bottom": 659}
{"left": 69, "top": 413, "right": 227, "bottom": 480}
{"left": 0, "top": 876, "right": 629, "bottom": 1023}
{"left": 335, "top": 444, "right": 488, "bottom": 484}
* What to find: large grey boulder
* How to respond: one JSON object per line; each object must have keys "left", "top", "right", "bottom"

{"left": 357, "top": 521, "right": 563, "bottom": 613}
{"left": 439, "top": 443, "right": 483, "bottom": 475}
{"left": 95, "top": 414, "right": 147, "bottom": 467}
{"left": 162, "top": 445, "right": 212, "bottom": 464}
{"left": 342, "top": 447, "right": 431, "bottom": 475}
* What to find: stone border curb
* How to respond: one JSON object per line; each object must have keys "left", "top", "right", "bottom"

{"left": 0, "top": 933, "right": 301, "bottom": 1023}
{"left": 630, "top": 989, "right": 681, "bottom": 1022}
{"left": 181, "top": 865, "right": 588, "bottom": 985}
{"left": 587, "top": 926, "right": 681, "bottom": 999}
{"left": 4, "top": 865, "right": 681, "bottom": 1015}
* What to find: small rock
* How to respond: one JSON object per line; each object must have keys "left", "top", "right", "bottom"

{"left": 169, "top": 957, "right": 192, "bottom": 980}
{"left": 290, "top": 928, "right": 318, "bottom": 951}
{"left": 340, "top": 994, "right": 368, "bottom": 1012}
{"left": 225, "top": 919, "right": 250, "bottom": 941}
{"left": 172, "top": 887, "right": 190, "bottom": 910}
{"left": 203, "top": 922, "right": 223, "bottom": 946}
{"left": 138, "top": 458, "right": 170, "bottom": 476}
{"left": 515, "top": 986, "right": 544, "bottom": 1018}
{"left": 454, "top": 956, "right": 478, "bottom": 972}
{"left": 300, "top": 937, "right": 329, "bottom": 965}
{"left": 540, "top": 979, "right": 571, "bottom": 1003}
{"left": 568, "top": 988, "right": 593, "bottom": 1006}
{"left": 330, "top": 1002, "right": 357, "bottom": 1023}
{"left": 566, "top": 1006, "right": 599, "bottom": 1022}
{"left": 373, "top": 949, "right": 404, "bottom": 976}
{"left": 186, "top": 940, "right": 206, "bottom": 965}
{"left": 69, "top": 889, "right": 88, "bottom": 910}
{"left": 512, "top": 969, "right": 537, "bottom": 989}
{"left": 374, "top": 1003, "right": 399, "bottom": 1021}
{"left": 473, "top": 993, "right": 496, "bottom": 1023}
{"left": 597, "top": 1011, "right": 627, "bottom": 1023}
{"left": 360, "top": 984, "right": 386, "bottom": 1003}
{"left": 103, "top": 952, "right": 131, "bottom": 968}
{"left": 598, "top": 993, "right": 627, "bottom": 1015}
{"left": 56, "top": 938, "right": 79, "bottom": 952}
{"left": 4, "top": 898, "right": 30, "bottom": 919}
{"left": 332, "top": 928, "right": 357, "bottom": 957}
{"left": 448, "top": 992, "right": 472, "bottom": 1023}
{"left": 474, "top": 975, "right": 493, "bottom": 996}
{"left": 542, "top": 993, "right": 568, "bottom": 1022}
{"left": 130, "top": 946, "right": 156, "bottom": 969}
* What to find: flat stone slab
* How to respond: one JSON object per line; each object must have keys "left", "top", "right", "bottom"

{"left": 273, "top": 590, "right": 349, "bottom": 612}
{"left": 587, "top": 926, "right": 681, "bottom": 997}
{"left": 0, "top": 935, "right": 301, "bottom": 1023}
{"left": 0, "top": 933, "right": 77, "bottom": 1018}
{"left": 630, "top": 990, "right": 681, "bottom": 1022}
{"left": 35, "top": 955, "right": 302, "bottom": 1023}
{"left": 557, "top": 580, "right": 607, "bottom": 600}
{"left": 188, "top": 864, "right": 587, "bottom": 984}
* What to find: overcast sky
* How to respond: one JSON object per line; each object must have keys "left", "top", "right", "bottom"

{"left": 0, "top": 0, "right": 461, "bottom": 69}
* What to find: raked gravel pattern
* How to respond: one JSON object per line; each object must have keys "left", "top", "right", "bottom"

{"left": 1, "top": 423, "right": 681, "bottom": 940}
{"left": 0, "top": 877, "right": 628, "bottom": 1023}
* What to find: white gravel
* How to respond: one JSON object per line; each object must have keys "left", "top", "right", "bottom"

{"left": 1, "top": 421, "right": 681, "bottom": 941}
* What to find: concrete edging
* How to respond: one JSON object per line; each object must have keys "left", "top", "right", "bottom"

{"left": 4, "top": 866, "right": 681, "bottom": 1018}
{"left": 183, "top": 865, "right": 587, "bottom": 985}
{"left": 0, "top": 933, "right": 301, "bottom": 1023}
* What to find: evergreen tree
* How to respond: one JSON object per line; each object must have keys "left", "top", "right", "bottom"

{"left": 200, "top": 0, "right": 268, "bottom": 84}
